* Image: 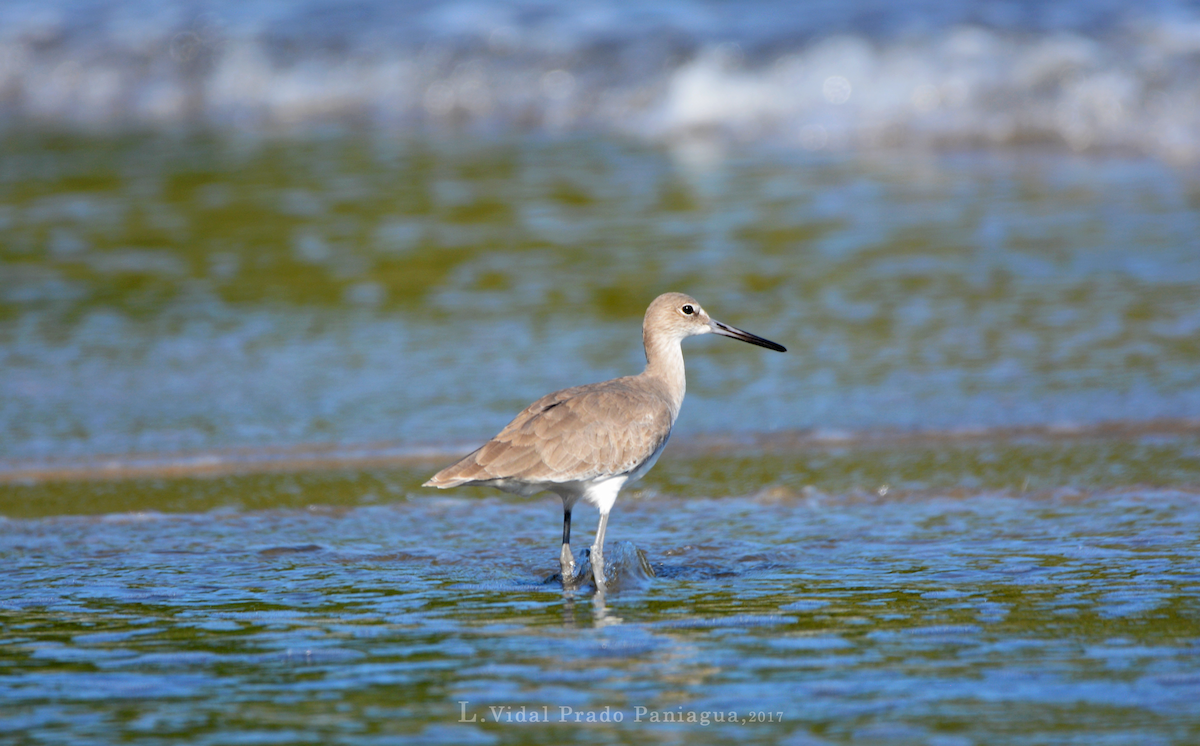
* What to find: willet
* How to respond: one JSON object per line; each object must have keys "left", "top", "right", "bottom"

{"left": 423, "top": 292, "right": 786, "bottom": 588}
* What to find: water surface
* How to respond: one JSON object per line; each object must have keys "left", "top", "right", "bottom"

{"left": 4, "top": 136, "right": 1199, "bottom": 462}
{"left": 3, "top": 455, "right": 1200, "bottom": 744}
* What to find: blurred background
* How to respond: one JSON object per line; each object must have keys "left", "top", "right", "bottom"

{"left": 1, "top": 0, "right": 1199, "bottom": 463}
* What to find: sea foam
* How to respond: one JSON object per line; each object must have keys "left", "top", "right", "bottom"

{"left": 2, "top": 1, "right": 1199, "bottom": 161}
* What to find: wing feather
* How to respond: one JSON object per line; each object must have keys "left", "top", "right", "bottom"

{"left": 424, "top": 377, "right": 675, "bottom": 489}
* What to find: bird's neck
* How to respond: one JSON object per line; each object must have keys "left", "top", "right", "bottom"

{"left": 641, "top": 328, "right": 686, "bottom": 418}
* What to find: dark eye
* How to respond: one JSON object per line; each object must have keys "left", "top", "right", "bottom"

{"left": 681, "top": 304, "right": 694, "bottom": 315}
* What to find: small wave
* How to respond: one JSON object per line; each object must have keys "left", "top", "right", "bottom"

{"left": 2, "top": 2, "right": 1199, "bottom": 162}
{"left": 646, "top": 26, "right": 1200, "bottom": 164}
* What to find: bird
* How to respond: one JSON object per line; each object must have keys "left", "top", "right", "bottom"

{"left": 423, "top": 292, "right": 786, "bottom": 588}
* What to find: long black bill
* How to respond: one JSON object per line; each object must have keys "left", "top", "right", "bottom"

{"left": 711, "top": 320, "right": 787, "bottom": 352}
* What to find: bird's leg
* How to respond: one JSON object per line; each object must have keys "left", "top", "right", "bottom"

{"left": 591, "top": 510, "right": 610, "bottom": 588}
{"left": 560, "top": 508, "right": 576, "bottom": 585}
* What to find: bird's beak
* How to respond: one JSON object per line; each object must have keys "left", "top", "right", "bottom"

{"left": 710, "top": 319, "right": 787, "bottom": 352}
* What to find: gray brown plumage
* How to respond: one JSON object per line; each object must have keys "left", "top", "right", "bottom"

{"left": 426, "top": 377, "right": 675, "bottom": 492}
{"left": 424, "top": 292, "right": 786, "bottom": 589}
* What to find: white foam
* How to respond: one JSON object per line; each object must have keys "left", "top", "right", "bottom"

{"left": 645, "top": 26, "right": 1200, "bottom": 163}
{"left": 1, "top": 1, "right": 1200, "bottom": 162}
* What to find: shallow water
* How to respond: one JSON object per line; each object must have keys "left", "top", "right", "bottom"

{"left": 5, "top": 434, "right": 1200, "bottom": 743}
{"left": 3, "top": 462, "right": 1200, "bottom": 744}
{"left": 3, "top": 135, "right": 1199, "bottom": 462}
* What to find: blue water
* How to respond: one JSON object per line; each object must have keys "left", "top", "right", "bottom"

{"left": 3, "top": 487, "right": 1199, "bottom": 744}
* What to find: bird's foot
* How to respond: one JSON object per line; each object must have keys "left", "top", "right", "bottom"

{"left": 590, "top": 546, "right": 606, "bottom": 587}
{"left": 551, "top": 543, "right": 652, "bottom": 591}
{"left": 560, "top": 543, "right": 578, "bottom": 588}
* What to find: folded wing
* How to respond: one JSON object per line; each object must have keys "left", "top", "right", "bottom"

{"left": 424, "top": 378, "right": 674, "bottom": 489}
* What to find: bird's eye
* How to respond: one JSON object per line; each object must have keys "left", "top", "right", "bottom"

{"left": 681, "top": 304, "right": 695, "bottom": 315}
